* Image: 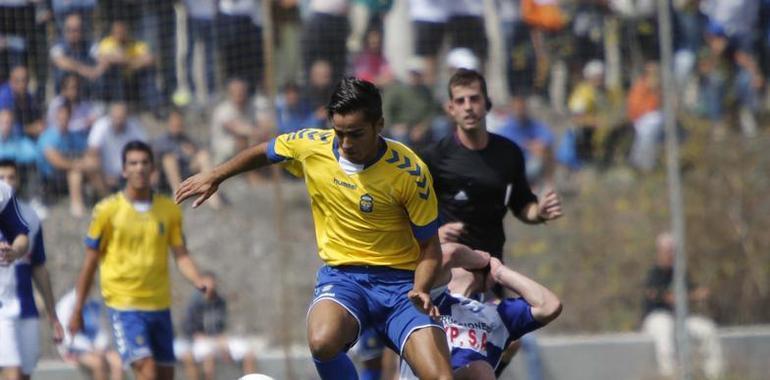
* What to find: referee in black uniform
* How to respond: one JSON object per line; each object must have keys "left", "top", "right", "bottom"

{"left": 420, "top": 69, "right": 563, "bottom": 376}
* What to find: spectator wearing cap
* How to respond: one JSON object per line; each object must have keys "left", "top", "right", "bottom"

{"left": 447, "top": 0, "right": 487, "bottom": 66}
{"left": 698, "top": 0, "right": 763, "bottom": 138}
{"left": 566, "top": 60, "right": 608, "bottom": 166}
{"left": 382, "top": 58, "right": 439, "bottom": 150}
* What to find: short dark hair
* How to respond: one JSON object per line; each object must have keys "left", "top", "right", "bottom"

{"left": 0, "top": 159, "right": 17, "bottom": 172}
{"left": 447, "top": 68, "right": 492, "bottom": 110}
{"left": 326, "top": 77, "right": 383, "bottom": 125}
{"left": 121, "top": 140, "right": 154, "bottom": 168}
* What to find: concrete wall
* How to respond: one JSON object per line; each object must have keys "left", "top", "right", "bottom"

{"left": 32, "top": 326, "right": 770, "bottom": 380}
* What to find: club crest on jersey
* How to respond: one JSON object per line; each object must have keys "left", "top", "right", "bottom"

{"left": 359, "top": 194, "right": 374, "bottom": 213}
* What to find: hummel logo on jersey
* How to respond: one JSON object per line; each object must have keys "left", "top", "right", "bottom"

{"left": 360, "top": 194, "right": 374, "bottom": 213}
{"left": 454, "top": 190, "right": 469, "bottom": 201}
{"left": 333, "top": 178, "right": 357, "bottom": 190}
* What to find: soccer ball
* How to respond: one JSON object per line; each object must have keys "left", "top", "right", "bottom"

{"left": 238, "top": 375, "right": 276, "bottom": 380}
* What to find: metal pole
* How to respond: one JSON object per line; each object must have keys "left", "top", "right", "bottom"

{"left": 260, "top": 1, "right": 296, "bottom": 379}
{"left": 656, "top": 0, "right": 690, "bottom": 379}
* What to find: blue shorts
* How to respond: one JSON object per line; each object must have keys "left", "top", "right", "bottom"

{"left": 309, "top": 265, "right": 443, "bottom": 356}
{"left": 108, "top": 308, "right": 176, "bottom": 366}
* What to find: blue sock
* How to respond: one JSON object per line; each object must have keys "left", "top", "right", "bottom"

{"left": 361, "top": 367, "right": 382, "bottom": 380}
{"left": 313, "top": 352, "right": 358, "bottom": 380}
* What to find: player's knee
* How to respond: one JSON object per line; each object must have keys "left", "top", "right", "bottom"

{"left": 307, "top": 330, "right": 345, "bottom": 361}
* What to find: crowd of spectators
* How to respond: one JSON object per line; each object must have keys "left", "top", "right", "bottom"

{"left": 0, "top": 0, "right": 768, "bottom": 213}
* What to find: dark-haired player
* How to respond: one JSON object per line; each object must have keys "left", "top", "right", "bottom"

{"left": 69, "top": 141, "right": 211, "bottom": 380}
{"left": 176, "top": 78, "right": 453, "bottom": 379}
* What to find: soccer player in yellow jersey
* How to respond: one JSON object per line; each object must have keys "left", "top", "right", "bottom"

{"left": 176, "top": 78, "right": 453, "bottom": 379}
{"left": 68, "top": 141, "right": 211, "bottom": 380}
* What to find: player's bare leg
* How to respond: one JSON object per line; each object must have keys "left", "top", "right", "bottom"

{"left": 78, "top": 353, "right": 108, "bottom": 380}
{"left": 401, "top": 327, "right": 452, "bottom": 380}
{"left": 131, "top": 358, "right": 157, "bottom": 380}
{"left": 105, "top": 351, "right": 124, "bottom": 380}
{"left": 381, "top": 348, "right": 399, "bottom": 380}
{"left": 307, "top": 300, "right": 359, "bottom": 360}
{"left": 132, "top": 358, "right": 172, "bottom": 380}
{"left": 307, "top": 299, "right": 359, "bottom": 379}
{"left": 453, "top": 360, "right": 496, "bottom": 380}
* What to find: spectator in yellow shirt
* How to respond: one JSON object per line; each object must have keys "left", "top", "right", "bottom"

{"left": 93, "top": 20, "right": 161, "bottom": 113}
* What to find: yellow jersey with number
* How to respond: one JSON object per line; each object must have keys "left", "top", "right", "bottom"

{"left": 85, "top": 193, "right": 184, "bottom": 310}
{"left": 267, "top": 128, "right": 438, "bottom": 270}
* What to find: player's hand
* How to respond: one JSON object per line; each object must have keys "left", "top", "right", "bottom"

{"left": 196, "top": 278, "right": 216, "bottom": 300}
{"left": 175, "top": 172, "right": 220, "bottom": 208}
{"left": 0, "top": 242, "right": 16, "bottom": 266}
{"left": 438, "top": 222, "right": 464, "bottom": 243}
{"left": 67, "top": 312, "right": 83, "bottom": 337}
{"left": 51, "top": 318, "right": 65, "bottom": 344}
{"left": 537, "top": 189, "right": 563, "bottom": 222}
{"left": 408, "top": 290, "right": 439, "bottom": 317}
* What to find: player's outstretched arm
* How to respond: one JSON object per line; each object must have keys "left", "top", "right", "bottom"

{"left": 410, "top": 234, "right": 444, "bottom": 316}
{"left": 490, "top": 257, "right": 562, "bottom": 325}
{"left": 175, "top": 142, "right": 271, "bottom": 208}
{"left": 70, "top": 247, "right": 100, "bottom": 335}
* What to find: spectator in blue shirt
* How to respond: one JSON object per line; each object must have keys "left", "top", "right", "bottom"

{"left": 496, "top": 95, "right": 555, "bottom": 185}
{"left": 275, "top": 82, "right": 317, "bottom": 134}
{"left": 0, "top": 109, "right": 37, "bottom": 166}
{"left": 37, "top": 104, "right": 92, "bottom": 217}
{"left": 0, "top": 66, "right": 43, "bottom": 139}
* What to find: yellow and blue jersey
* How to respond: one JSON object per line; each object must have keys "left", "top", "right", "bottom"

{"left": 267, "top": 128, "right": 438, "bottom": 270}
{"left": 84, "top": 193, "right": 184, "bottom": 311}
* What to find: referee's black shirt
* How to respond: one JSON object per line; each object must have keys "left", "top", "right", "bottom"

{"left": 420, "top": 133, "right": 537, "bottom": 258}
